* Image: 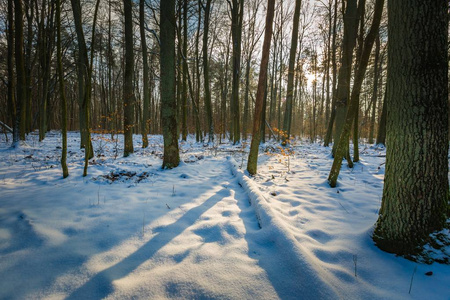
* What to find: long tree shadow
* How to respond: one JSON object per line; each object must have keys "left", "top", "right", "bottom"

{"left": 67, "top": 188, "right": 230, "bottom": 300}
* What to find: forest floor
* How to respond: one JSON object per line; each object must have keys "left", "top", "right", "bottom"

{"left": 0, "top": 131, "right": 449, "bottom": 299}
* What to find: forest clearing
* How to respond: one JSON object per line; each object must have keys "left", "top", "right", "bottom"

{"left": 0, "top": 132, "right": 448, "bottom": 299}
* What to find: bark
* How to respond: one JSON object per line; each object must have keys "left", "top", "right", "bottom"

{"left": 160, "top": 0, "right": 180, "bottom": 168}
{"left": 7, "top": 0, "right": 16, "bottom": 143}
{"left": 70, "top": 0, "right": 93, "bottom": 162}
{"left": 230, "top": 0, "right": 244, "bottom": 144}
{"left": 140, "top": 0, "right": 149, "bottom": 148}
{"left": 323, "top": 0, "right": 337, "bottom": 147}
{"left": 15, "top": 0, "right": 27, "bottom": 142}
{"left": 56, "top": 0, "right": 68, "bottom": 178}
{"left": 374, "top": 0, "right": 449, "bottom": 255}
{"left": 182, "top": 0, "right": 188, "bottom": 141}
{"left": 375, "top": 90, "right": 387, "bottom": 145}
{"left": 24, "top": 0, "right": 34, "bottom": 133}
{"left": 281, "top": 0, "right": 302, "bottom": 145}
{"left": 247, "top": 0, "right": 275, "bottom": 175}
{"left": 203, "top": 0, "right": 214, "bottom": 143}
{"left": 123, "top": 0, "right": 134, "bottom": 156}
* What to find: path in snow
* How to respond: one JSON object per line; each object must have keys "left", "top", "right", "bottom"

{"left": 0, "top": 139, "right": 309, "bottom": 299}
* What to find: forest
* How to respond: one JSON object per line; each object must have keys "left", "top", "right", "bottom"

{"left": 0, "top": 0, "right": 449, "bottom": 299}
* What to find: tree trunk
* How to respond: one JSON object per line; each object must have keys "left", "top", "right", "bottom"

{"left": 374, "top": 0, "right": 449, "bottom": 255}
{"left": 182, "top": 0, "right": 188, "bottom": 141}
{"left": 140, "top": 0, "right": 149, "bottom": 148}
{"left": 70, "top": 0, "right": 93, "bottom": 162}
{"left": 376, "top": 89, "right": 387, "bottom": 145}
{"left": 368, "top": 35, "right": 380, "bottom": 144}
{"left": 15, "top": 0, "right": 27, "bottom": 142}
{"left": 7, "top": 0, "right": 17, "bottom": 144}
{"left": 160, "top": 0, "right": 180, "bottom": 168}
{"left": 328, "top": 0, "right": 384, "bottom": 187}
{"left": 203, "top": 0, "right": 214, "bottom": 143}
{"left": 282, "top": 0, "right": 302, "bottom": 145}
{"left": 247, "top": 0, "right": 275, "bottom": 175}
{"left": 56, "top": 0, "right": 68, "bottom": 178}
{"left": 230, "top": 0, "right": 244, "bottom": 144}
{"left": 123, "top": 0, "right": 134, "bottom": 156}
{"left": 331, "top": 0, "right": 358, "bottom": 155}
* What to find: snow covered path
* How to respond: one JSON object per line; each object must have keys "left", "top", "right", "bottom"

{"left": 0, "top": 135, "right": 314, "bottom": 299}
{"left": 1, "top": 133, "right": 449, "bottom": 299}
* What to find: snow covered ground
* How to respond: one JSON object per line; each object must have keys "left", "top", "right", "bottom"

{"left": 0, "top": 131, "right": 449, "bottom": 299}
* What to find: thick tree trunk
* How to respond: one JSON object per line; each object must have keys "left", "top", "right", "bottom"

{"left": 374, "top": 0, "right": 449, "bottom": 255}
{"left": 230, "top": 0, "right": 244, "bottom": 144}
{"left": 247, "top": 0, "right": 275, "bottom": 175}
{"left": 123, "top": 0, "right": 134, "bottom": 156}
{"left": 160, "top": 0, "right": 180, "bottom": 168}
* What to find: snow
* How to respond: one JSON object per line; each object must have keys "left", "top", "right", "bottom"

{"left": 0, "top": 131, "right": 449, "bottom": 299}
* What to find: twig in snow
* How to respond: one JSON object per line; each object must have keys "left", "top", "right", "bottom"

{"left": 339, "top": 202, "right": 349, "bottom": 214}
{"left": 409, "top": 265, "right": 418, "bottom": 294}
{"left": 353, "top": 254, "right": 358, "bottom": 277}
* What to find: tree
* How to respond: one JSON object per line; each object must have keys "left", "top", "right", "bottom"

{"left": 282, "top": 0, "right": 302, "bottom": 144}
{"left": 123, "top": 0, "right": 134, "bottom": 157}
{"left": 56, "top": 0, "right": 68, "bottom": 178}
{"left": 229, "top": 0, "right": 244, "bottom": 144}
{"left": 202, "top": 0, "right": 214, "bottom": 143}
{"left": 140, "top": 0, "right": 150, "bottom": 148}
{"left": 7, "top": 0, "right": 16, "bottom": 144}
{"left": 328, "top": 0, "right": 384, "bottom": 187}
{"left": 330, "top": 0, "right": 358, "bottom": 156}
{"left": 160, "top": 0, "right": 180, "bottom": 168}
{"left": 70, "top": 0, "right": 94, "bottom": 176}
{"left": 15, "top": 0, "right": 27, "bottom": 142}
{"left": 247, "top": 0, "right": 275, "bottom": 175}
{"left": 373, "top": 0, "right": 449, "bottom": 255}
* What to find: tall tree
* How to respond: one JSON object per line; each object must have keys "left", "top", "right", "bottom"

{"left": 330, "top": 0, "right": 358, "bottom": 156}
{"left": 15, "top": 0, "right": 27, "bottom": 142}
{"left": 56, "top": 0, "right": 68, "bottom": 178}
{"left": 373, "top": 0, "right": 449, "bottom": 255}
{"left": 70, "top": 0, "right": 94, "bottom": 168}
{"left": 368, "top": 35, "right": 380, "bottom": 144}
{"left": 282, "top": 0, "right": 302, "bottom": 144}
{"left": 323, "top": 0, "right": 338, "bottom": 147}
{"left": 202, "top": 0, "right": 214, "bottom": 143}
{"left": 7, "top": 0, "right": 17, "bottom": 144}
{"left": 160, "top": 0, "right": 180, "bottom": 168}
{"left": 328, "top": 0, "right": 384, "bottom": 187}
{"left": 247, "top": 0, "right": 275, "bottom": 175}
{"left": 140, "top": 0, "right": 150, "bottom": 148}
{"left": 229, "top": 0, "right": 244, "bottom": 144}
{"left": 123, "top": 0, "right": 134, "bottom": 156}
{"left": 181, "top": 0, "right": 188, "bottom": 141}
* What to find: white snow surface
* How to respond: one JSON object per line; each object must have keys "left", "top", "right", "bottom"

{"left": 0, "top": 131, "right": 448, "bottom": 300}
